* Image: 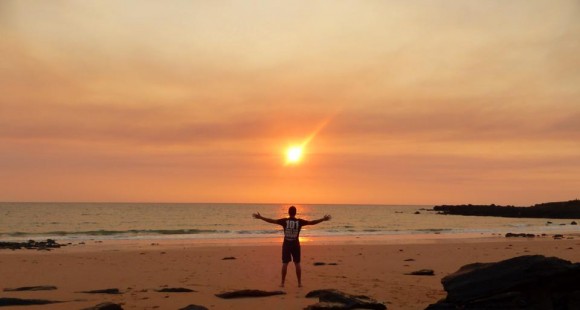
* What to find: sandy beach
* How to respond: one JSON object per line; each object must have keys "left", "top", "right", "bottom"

{"left": 1, "top": 235, "right": 579, "bottom": 309}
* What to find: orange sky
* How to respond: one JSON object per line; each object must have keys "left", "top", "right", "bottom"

{"left": 1, "top": 1, "right": 579, "bottom": 205}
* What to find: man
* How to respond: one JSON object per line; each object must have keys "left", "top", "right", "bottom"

{"left": 253, "top": 206, "right": 331, "bottom": 287}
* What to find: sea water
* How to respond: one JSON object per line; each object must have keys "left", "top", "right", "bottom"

{"left": 0, "top": 202, "right": 577, "bottom": 242}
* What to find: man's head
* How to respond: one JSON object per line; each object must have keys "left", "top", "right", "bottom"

{"left": 288, "top": 206, "right": 297, "bottom": 217}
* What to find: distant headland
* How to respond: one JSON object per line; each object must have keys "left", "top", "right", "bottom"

{"left": 433, "top": 199, "right": 580, "bottom": 219}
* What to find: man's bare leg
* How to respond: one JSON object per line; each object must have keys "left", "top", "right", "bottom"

{"left": 295, "top": 262, "right": 302, "bottom": 287}
{"left": 281, "top": 263, "right": 288, "bottom": 287}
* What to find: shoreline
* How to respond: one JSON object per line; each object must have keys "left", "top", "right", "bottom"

{"left": 3, "top": 229, "right": 579, "bottom": 248}
{"left": 2, "top": 223, "right": 580, "bottom": 245}
{"left": 1, "top": 235, "right": 579, "bottom": 309}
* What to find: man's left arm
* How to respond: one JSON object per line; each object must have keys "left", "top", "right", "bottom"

{"left": 303, "top": 214, "right": 331, "bottom": 226}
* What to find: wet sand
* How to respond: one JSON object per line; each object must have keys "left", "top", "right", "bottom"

{"left": 1, "top": 235, "right": 579, "bottom": 309}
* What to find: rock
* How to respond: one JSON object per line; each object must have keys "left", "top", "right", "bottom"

{"left": 414, "top": 211, "right": 421, "bottom": 214}
{"left": 554, "top": 234, "right": 564, "bottom": 239}
{"left": 404, "top": 259, "right": 415, "bottom": 262}
{"left": 82, "top": 302, "right": 124, "bottom": 310}
{"left": 305, "top": 301, "right": 350, "bottom": 309}
{"left": 405, "top": 269, "right": 434, "bottom": 276}
{"left": 0, "top": 239, "right": 65, "bottom": 251}
{"left": 215, "top": 289, "right": 285, "bottom": 299}
{"left": 79, "top": 288, "right": 121, "bottom": 294}
{"left": 305, "top": 289, "right": 386, "bottom": 310}
{"left": 426, "top": 255, "right": 580, "bottom": 309}
{"left": 222, "top": 256, "right": 236, "bottom": 260}
{"left": 505, "top": 233, "right": 535, "bottom": 238}
{"left": 572, "top": 221, "right": 578, "bottom": 225}
{"left": 314, "top": 262, "right": 326, "bottom": 266}
{"left": 0, "top": 298, "right": 62, "bottom": 306}
{"left": 179, "top": 305, "right": 209, "bottom": 310}
{"left": 156, "top": 287, "right": 196, "bottom": 293}
{"left": 3, "top": 285, "right": 57, "bottom": 291}
{"left": 433, "top": 199, "right": 580, "bottom": 219}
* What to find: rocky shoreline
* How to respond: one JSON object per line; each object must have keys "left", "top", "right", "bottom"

{"left": 433, "top": 199, "right": 580, "bottom": 219}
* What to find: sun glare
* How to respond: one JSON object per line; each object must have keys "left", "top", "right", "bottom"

{"left": 286, "top": 146, "right": 303, "bottom": 164}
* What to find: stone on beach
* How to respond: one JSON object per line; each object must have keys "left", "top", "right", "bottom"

{"left": 82, "top": 302, "right": 124, "bottom": 310}
{"left": 79, "top": 288, "right": 122, "bottom": 294}
{"left": 215, "top": 289, "right": 286, "bottom": 299}
{"left": 305, "top": 289, "right": 387, "bottom": 310}
{"left": 179, "top": 305, "right": 209, "bottom": 310}
{"left": 0, "top": 297, "right": 62, "bottom": 306}
{"left": 156, "top": 287, "right": 196, "bottom": 293}
{"left": 426, "top": 255, "right": 580, "bottom": 309}
{"left": 405, "top": 269, "right": 434, "bottom": 276}
{"left": 3, "top": 285, "right": 57, "bottom": 291}
{"left": 505, "top": 232, "right": 535, "bottom": 238}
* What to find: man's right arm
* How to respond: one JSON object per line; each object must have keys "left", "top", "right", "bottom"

{"left": 252, "top": 212, "right": 279, "bottom": 224}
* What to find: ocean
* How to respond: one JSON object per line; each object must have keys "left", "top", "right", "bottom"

{"left": 0, "top": 202, "right": 577, "bottom": 242}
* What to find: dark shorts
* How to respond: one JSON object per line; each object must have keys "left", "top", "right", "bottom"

{"left": 282, "top": 240, "right": 301, "bottom": 263}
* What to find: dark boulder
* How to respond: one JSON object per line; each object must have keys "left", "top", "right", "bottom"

{"left": 405, "top": 269, "right": 434, "bottom": 276}
{"left": 222, "top": 256, "right": 236, "bottom": 260}
{"left": 82, "top": 302, "right": 124, "bottom": 310}
{"left": 156, "top": 287, "right": 196, "bottom": 293}
{"left": 215, "top": 289, "right": 285, "bottom": 299}
{"left": 305, "top": 289, "right": 387, "bottom": 309}
{"left": 426, "top": 255, "right": 580, "bottom": 309}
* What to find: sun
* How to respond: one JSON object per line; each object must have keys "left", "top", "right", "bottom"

{"left": 285, "top": 146, "right": 303, "bottom": 165}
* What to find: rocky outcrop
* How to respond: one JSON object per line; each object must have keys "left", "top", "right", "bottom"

{"left": 433, "top": 199, "right": 580, "bottom": 219}
{"left": 0, "top": 239, "right": 64, "bottom": 251}
{"left": 215, "top": 289, "right": 285, "bottom": 299}
{"left": 305, "top": 289, "right": 387, "bottom": 310}
{"left": 426, "top": 255, "right": 580, "bottom": 309}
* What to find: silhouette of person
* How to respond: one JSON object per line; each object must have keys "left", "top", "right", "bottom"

{"left": 253, "top": 206, "right": 331, "bottom": 287}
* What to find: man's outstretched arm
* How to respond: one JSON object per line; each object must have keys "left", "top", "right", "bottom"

{"left": 304, "top": 214, "right": 331, "bottom": 226}
{"left": 253, "top": 212, "right": 278, "bottom": 224}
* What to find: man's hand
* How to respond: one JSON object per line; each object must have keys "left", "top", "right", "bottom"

{"left": 252, "top": 212, "right": 262, "bottom": 220}
{"left": 323, "top": 214, "right": 332, "bottom": 221}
